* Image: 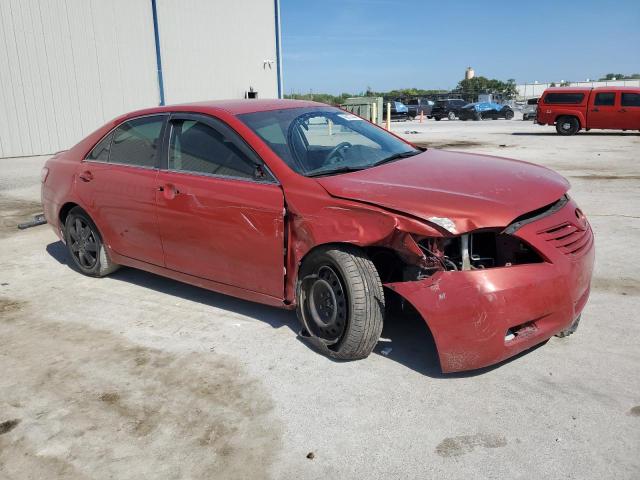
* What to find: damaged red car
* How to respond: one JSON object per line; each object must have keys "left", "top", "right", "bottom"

{"left": 41, "top": 100, "right": 594, "bottom": 372}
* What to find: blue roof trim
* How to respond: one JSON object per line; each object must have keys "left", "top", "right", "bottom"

{"left": 274, "top": 0, "right": 283, "bottom": 98}
{"left": 151, "top": 0, "right": 165, "bottom": 106}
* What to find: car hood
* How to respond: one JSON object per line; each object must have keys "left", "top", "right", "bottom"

{"left": 315, "top": 149, "right": 569, "bottom": 234}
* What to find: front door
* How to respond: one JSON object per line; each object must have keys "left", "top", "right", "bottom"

{"left": 155, "top": 113, "right": 285, "bottom": 298}
{"left": 76, "top": 115, "right": 166, "bottom": 266}
{"left": 588, "top": 91, "right": 623, "bottom": 130}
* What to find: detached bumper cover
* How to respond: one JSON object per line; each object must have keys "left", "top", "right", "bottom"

{"left": 386, "top": 198, "right": 595, "bottom": 373}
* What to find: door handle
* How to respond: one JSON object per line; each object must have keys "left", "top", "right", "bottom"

{"left": 618, "top": 108, "right": 627, "bottom": 113}
{"left": 78, "top": 171, "right": 93, "bottom": 182}
{"left": 591, "top": 108, "right": 599, "bottom": 112}
{"left": 158, "top": 183, "right": 180, "bottom": 199}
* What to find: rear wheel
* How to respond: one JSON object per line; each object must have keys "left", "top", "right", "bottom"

{"left": 447, "top": 111, "right": 456, "bottom": 120}
{"left": 297, "top": 245, "right": 384, "bottom": 360}
{"left": 556, "top": 116, "right": 580, "bottom": 135}
{"left": 64, "top": 207, "right": 118, "bottom": 277}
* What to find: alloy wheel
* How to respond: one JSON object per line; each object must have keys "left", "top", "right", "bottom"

{"left": 68, "top": 217, "right": 99, "bottom": 269}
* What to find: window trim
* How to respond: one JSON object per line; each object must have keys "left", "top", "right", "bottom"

{"left": 593, "top": 91, "right": 617, "bottom": 107}
{"left": 163, "top": 112, "right": 279, "bottom": 185}
{"left": 621, "top": 92, "right": 640, "bottom": 107}
{"left": 83, "top": 113, "right": 169, "bottom": 170}
{"left": 543, "top": 92, "right": 586, "bottom": 105}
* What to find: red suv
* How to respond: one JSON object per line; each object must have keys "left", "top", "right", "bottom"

{"left": 536, "top": 86, "right": 640, "bottom": 135}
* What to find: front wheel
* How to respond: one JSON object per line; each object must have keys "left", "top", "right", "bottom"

{"left": 447, "top": 111, "right": 456, "bottom": 120}
{"left": 556, "top": 116, "right": 580, "bottom": 135}
{"left": 504, "top": 109, "right": 514, "bottom": 120}
{"left": 297, "top": 246, "right": 384, "bottom": 360}
{"left": 434, "top": 117, "right": 441, "bottom": 121}
{"left": 64, "top": 207, "right": 119, "bottom": 277}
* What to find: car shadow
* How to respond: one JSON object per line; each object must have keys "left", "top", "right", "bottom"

{"left": 45, "top": 241, "right": 295, "bottom": 332}
{"left": 512, "top": 131, "right": 639, "bottom": 136}
{"left": 369, "top": 307, "right": 548, "bottom": 378}
{"left": 46, "top": 240, "right": 545, "bottom": 378}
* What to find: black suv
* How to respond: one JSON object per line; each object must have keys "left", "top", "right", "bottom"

{"left": 406, "top": 98, "right": 434, "bottom": 119}
{"left": 431, "top": 99, "right": 467, "bottom": 121}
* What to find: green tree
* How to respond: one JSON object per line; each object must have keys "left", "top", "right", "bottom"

{"left": 598, "top": 72, "right": 640, "bottom": 80}
{"left": 455, "top": 76, "right": 518, "bottom": 101}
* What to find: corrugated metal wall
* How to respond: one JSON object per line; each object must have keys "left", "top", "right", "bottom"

{"left": 0, "top": 0, "right": 279, "bottom": 158}
{"left": 156, "top": 0, "right": 278, "bottom": 104}
{"left": 0, "top": 0, "right": 159, "bottom": 158}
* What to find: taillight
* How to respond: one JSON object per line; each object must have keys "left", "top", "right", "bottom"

{"left": 41, "top": 167, "right": 49, "bottom": 183}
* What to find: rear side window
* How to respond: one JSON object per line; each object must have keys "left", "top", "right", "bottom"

{"left": 594, "top": 92, "right": 615, "bottom": 106}
{"left": 168, "top": 120, "right": 256, "bottom": 179}
{"left": 110, "top": 116, "right": 164, "bottom": 168}
{"left": 87, "top": 132, "right": 113, "bottom": 162}
{"left": 621, "top": 93, "right": 640, "bottom": 107}
{"left": 544, "top": 93, "right": 585, "bottom": 104}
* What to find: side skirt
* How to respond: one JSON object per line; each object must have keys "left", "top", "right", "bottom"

{"left": 109, "top": 251, "right": 291, "bottom": 310}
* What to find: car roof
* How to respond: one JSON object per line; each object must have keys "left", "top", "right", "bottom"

{"left": 544, "top": 87, "right": 591, "bottom": 93}
{"left": 592, "top": 86, "right": 640, "bottom": 91}
{"left": 118, "top": 99, "right": 327, "bottom": 120}
{"left": 544, "top": 86, "right": 640, "bottom": 93}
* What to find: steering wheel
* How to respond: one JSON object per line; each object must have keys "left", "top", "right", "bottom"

{"left": 326, "top": 142, "right": 352, "bottom": 164}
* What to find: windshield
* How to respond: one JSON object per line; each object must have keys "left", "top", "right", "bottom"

{"left": 238, "top": 107, "right": 419, "bottom": 177}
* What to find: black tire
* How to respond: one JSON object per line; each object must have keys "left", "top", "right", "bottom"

{"left": 434, "top": 117, "right": 441, "bottom": 121}
{"left": 447, "top": 111, "right": 456, "bottom": 120}
{"left": 474, "top": 112, "right": 482, "bottom": 121}
{"left": 64, "top": 207, "right": 119, "bottom": 277}
{"left": 504, "top": 109, "right": 514, "bottom": 120}
{"left": 556, "top": 116, "right": 580, "bottom": 135}
{"left": 296, "top": 245, "right": 384, "bottom": 360}
{"left": 556, "top": 315, "right": 581, "bottom": 338}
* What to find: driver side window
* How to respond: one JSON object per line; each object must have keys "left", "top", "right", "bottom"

{"left": 168, "top": 120, "right": 257, "bottom": 180}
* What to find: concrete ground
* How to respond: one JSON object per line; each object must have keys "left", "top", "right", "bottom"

{"left": 1, "top": 118, "right": 638, "bottom": 479}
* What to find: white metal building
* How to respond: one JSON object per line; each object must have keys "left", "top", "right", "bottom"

{"left": 0, "top": 0, "right": 283, "bottom": 158}
{"left": 517, "top": 79, "right": 640, "bottom": 100}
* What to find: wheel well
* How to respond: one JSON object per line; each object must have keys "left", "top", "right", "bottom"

{"left": 297, "top": 243, "right": 407, "bottom": 284}
{"left": 59, "top": 202, "right": 80, "bottom": 226}
{"left": 555, "top": 114, "right": 580, "bottom": 127}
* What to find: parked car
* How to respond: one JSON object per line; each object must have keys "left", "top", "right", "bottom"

{"left": 42, "top": 99, "right": 594, "bottom": 373}
{"left": 458, "top": 102, "right": 515, "bottom": 120}
{"left": 536, "top": 87, "right": 640, "bottom": 135}
{"left": 383, "top": 100, "right": 409, "bottom": 121}
{"left": 431, "top": 99, "right": 467, "bottom": 120}
{"left": 406, "top": 98, "right": 434, "bottom": 119}
{"left": 522, "top": 98, "right": 538, "bottom": 121}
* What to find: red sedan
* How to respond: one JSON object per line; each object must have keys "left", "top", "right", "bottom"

{"left": 41, "top": 100, "right": 594, "bottom": 372}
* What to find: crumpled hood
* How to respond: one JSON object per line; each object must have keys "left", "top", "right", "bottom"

{"left": 315, "top": 149, "right": 569, "bottom": 234}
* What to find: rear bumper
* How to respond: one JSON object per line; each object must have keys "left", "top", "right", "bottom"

{"left": 386, "top": 198, "right": 595, "bottom": 373}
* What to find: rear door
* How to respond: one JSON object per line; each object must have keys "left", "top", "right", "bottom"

{"left": 155, "top": 113, "right": 285, "bottom": 298}
{"left": 620, "top": 91, "right": 640, "bottom": 130}
{"left": 588, "top": 91, "right": 622, "bottom": 129}
{"left": 77, "top": 115, "right": 166, "bottom": 265}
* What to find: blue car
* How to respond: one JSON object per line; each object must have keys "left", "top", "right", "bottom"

{"left": 459, "top": 102, "right": 515, "bottom": 121}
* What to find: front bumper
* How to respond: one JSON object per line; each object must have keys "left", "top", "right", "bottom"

{"left": 385, "top": 198, "right": 595, "bottom": 373}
